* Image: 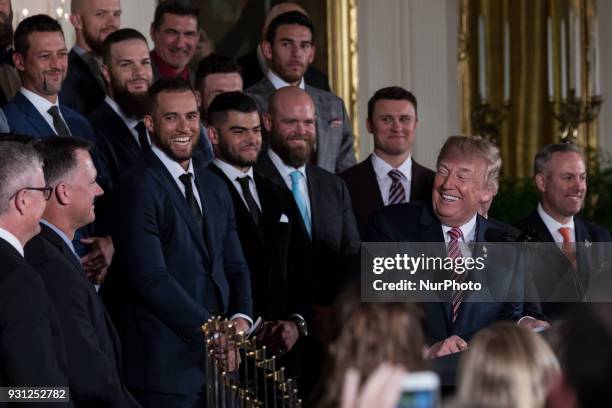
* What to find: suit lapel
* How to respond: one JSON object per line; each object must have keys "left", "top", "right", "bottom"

{"left": 145, "top": 153, "right": 210, "bottom": 262}
{"left": 103, "top": 102, "right": 142, "bottom": 161}
{"left": 15, "top": 93, "right": 56, "bottom": 136}
{"left": 363, "top": 155, "right": 385, "bottom": 208}
{"left": 39, "top": 224, "right": 84, "bottom": 273}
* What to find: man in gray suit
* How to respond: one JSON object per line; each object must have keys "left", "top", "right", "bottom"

{"left": 246, "top": 11, "right": 356, "bottom": 174}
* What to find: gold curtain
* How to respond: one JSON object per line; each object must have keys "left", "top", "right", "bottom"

{"left": 459, "top": 0, "right": 598, "bottom": 178}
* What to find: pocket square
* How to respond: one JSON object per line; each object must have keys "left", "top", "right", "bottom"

{"left": 279, "top": 214, "right": 289, "bottom": 223}
{"left": 330, "top": 118, "right": 343, "bottom": 128}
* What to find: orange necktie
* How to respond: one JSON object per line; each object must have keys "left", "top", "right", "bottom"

{"left": 558, "top": 227, "right": 577, "bottom": 267}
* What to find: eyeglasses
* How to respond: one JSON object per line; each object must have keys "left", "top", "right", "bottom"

{"left": 13, "top": 186, "right": 54, "bottom": 201}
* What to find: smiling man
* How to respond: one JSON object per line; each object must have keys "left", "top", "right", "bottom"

{"left": 107, "top": 78, "right": 252, "bottom": 407}
{"left": 61, "top": 0, "right": 122, "bottom": 115}
{"left": 367, "top": 135, "right": 527, "bottom": 358}
{"left": 89, "top": 28, "right": 153, "bottom": 183}
{"left": 149, "top": 0, "right": 199, "bottom": 83}
{"left": 516, "top": 143, "right": 611, "bottom": 319}
{"left": 340, "top": 87, "right": 435, "bottom": 238}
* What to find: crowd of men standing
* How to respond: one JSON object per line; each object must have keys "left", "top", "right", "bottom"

{"left": 0, "top": 1, "right": 610, "bottom": 407}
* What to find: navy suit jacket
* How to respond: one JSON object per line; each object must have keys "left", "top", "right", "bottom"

{"left": 107, "top": 151, "right": 252, "bottom": 395}
{"left": 366, "top": 202, "right": 524, "bottom": 343}
{"left": 25, "top": 224, "right": 140, "bottom": 408}
{"left": 516, "top": 210, "right": 612, "bottom": 319}
{"left": 0, "top": 238, "right": 73, "bottom": 406}
{"left": 59, "top": 49, "right": 106, "bottom": 116}
{"left": 340, "top": 154, "right": 435, "bottom": 238}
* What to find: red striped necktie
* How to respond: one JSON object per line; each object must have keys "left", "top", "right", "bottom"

{"left": 447, "top": 227, "right": 467, "bottom": 322}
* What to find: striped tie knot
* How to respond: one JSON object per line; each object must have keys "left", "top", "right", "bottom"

{"left": 447, "top": 227, "right": 463, "bottom": 241}
{"left": 388, "top": 169, "right": 404, "bottom": 181}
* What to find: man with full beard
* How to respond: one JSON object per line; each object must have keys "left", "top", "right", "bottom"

{"left": 60, "top": 0, "right": 121, "bottom": 115}
{"left": 89, "top": 28, "right": 153, "bottom": 183}
{"left": 0, "top": 0, "right": 20, "bottom": 105}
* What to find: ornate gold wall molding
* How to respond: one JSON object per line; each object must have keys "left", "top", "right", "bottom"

{"left": 326, "top": 0, "right": 360, "bottom": 160}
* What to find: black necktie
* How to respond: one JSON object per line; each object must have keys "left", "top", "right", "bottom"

{"left": 47, "top": 106, "right": 72, "bottom": 138}
{"left": 135, "top": 121, "right": 151, "bottom": 152}
{"left": 236, "top": 176, "right": 261, "bottom": 226}
{"left": 178, "top": 173, "right": 203, "bottom": 230}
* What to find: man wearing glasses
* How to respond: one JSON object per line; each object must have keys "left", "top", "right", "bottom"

{"left": 0, "top": 141, "right": 73, "bottom": 402}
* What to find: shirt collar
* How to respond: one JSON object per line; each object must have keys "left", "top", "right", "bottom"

{"left": 441, "top": 213, "right": 478, "bottom": 243}
{"left": 151, "top": 50, "right": 190, "bottom": 81}
{"left": 152, "top": 144, "right": 195, "bottom": 179}
{"left": 268, "top": 149, "right": 307, "bottom": 180}
{"left": 537, "top": 202, "right": 575, "bottom": 232}
{"left": 40, "top": 219, "right": 78, "bottom": 258}
{"left": 371, "top": 153, "right": 412, "bottom": 182}
{"left": 267, "top": 69, "right": 305, "bottom": 90}
{"left": 20, "top": 87, "right": 58, "bottom": 112}
{"left": 105, "top": 95, "right": 140, "bottom": 129}
{"left": 213, "top": 158, "right": 255, "bottom": 182}
{"left": 0, "top": 227, "right": 24, "bottom": 256}
{"left": 72, "top": 44, "right": 87, "bottom": 57}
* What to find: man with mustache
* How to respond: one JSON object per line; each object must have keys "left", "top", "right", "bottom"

{"left": 60, "top": 0, "right": 122, "bottom": 115}
{"left": 247, "top": 11, "right": 356, "bottom": 174}
{"left": 150, "top": 0, "right": 199, "bottom": 84}
{"left": 517, "top": 143, "right": 611, "bottom": 320}
{"left": 0, "top": 0, "right": 20, "bottom": 105}
{"left": 25, "top": 137, "right": 140, "bottom": 408}
{"left": 89, "top": 28, "right": 153, "bottom": 183}
{"left": 3, "top": 14, "right": 114, "bottom": 285}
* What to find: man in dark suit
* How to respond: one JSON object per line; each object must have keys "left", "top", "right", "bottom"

{"left": 247, "top": 11, "right": 356, "bottom": 174}
{"left": 107, "top": 78, "right": 252, "bottom": 408}
{"left": 256, "top": 86, "right": 360, "bottom": 306}
{"left": 516, "top": 143, "right": 612, "bottom": 319}
{"left": 149, "top": 0, "right": 198, "bottom": 84}
{"left": 25, "top": 137, "right": 139, "bottom": 407}
{"left": 89, "top": 28, "right": 153, "bottom": 184}
{"left": 0, "top": 142, "right": 72, "bottom": 404}
{"left": 237, "top": 2, "right": 330, "bottom": 91}
{"left": 59, "top": 0, "right": 121, "bottom": 115}
{"left": 340, "top": 87, "right": 435, "bottom": 238}
{"left": 4, "top": 14, "right": 113, "bottom": 284}
{"left": 367, "top": 136, "right": 526, "bottom": 358}
{"left": 207, "top": 91, "right": 311, "bottom": 328}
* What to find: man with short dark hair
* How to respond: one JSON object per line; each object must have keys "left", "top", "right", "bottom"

{"left": 340, "top": 86, "right": 435, "bottom": 238}
{"left": 149, "top": 0, "right": 199, "bottom": 83}
{"left": 195, "top": 53, "right": 243, "bottom": 120}
{"left": 516, "top": 143, "right": 611, "bottom": 319}
{"left": 247, "top": 11, "right": 356, "bottom": 174}
{"left": 0, "top": 142, "right": 73, "bottom": 403}
{"left": 25, "top": 137, "right": 140, "bottom": 408}
{"left": 107, "top": 78, "right": 252, "bottom": 407}
{"left": 60, "top": 0, "right": 122, "bottom": 115}
{"left": 207, "top": 91, "right": 311, "bottom": 363}
{"left": 237, "top": 2, "right": 330, "bottom": 91}
{"left": 3, "top": 14, "right": 114, "bottom": 283}
{"left": 89, "top": 28, "right": 153, "bottom": 183}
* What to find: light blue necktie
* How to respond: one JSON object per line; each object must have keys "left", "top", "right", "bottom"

{"left": 290, "top": 170, "right": 312, "bottom": 238}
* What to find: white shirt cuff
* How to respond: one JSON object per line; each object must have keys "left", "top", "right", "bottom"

{"left": 230, "top": 313, "right": 253, "bottom": 327}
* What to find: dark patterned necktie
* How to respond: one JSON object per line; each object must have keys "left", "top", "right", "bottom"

{"left": 178, "top": 173, "right": 202, "bottom": 230}
{"left": 447, "top": 227, "right": 467, "bottom": 322}
{"left": 388, "top": 169, "right": 406, "bottom": 205}
{"left": 236, "top": 175, "right": 261, "bottom": 227}
{"left": 47, "top": 106, "right": 72, "bottom": 138}
{"left": 135, "top": 121, "right": 151, "bottom": 152}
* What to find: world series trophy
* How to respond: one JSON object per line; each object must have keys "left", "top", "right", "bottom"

{"left": 202, "top": 317, "right": 301, "bottom": 408}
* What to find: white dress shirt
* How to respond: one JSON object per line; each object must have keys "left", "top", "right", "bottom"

{"left": 213, "top": 158, "right": 262, "bottom": 210}
{"left": 20, "top": 87, "right": 68, "bottom": 135}
{"left": 0, "top": 227, "right": 24, "bottom": 256}
{"left": 267, "top": 69, "right": 306, "bottom": 90}
{"left": 371, "top": 153, "right": 413, "bottom": 205}
{"left": 104, "top": 96, "right": 150, "bottom": 148}
{"left": 268, "top": 149, "right": 311, "bottom": 216}
{"left": 537, "top": 203, "right": 575, "bottom": 243}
